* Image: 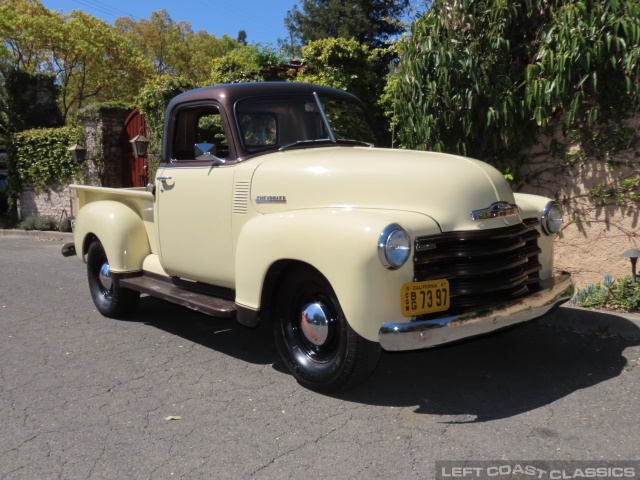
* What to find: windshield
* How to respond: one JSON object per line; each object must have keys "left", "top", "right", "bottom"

{"left": 235, "top": 94, "right": 376, "bottom": 153}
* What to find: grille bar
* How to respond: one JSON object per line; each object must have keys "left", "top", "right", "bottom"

{"left": 415, "top": 223, "right": 536, "bottom": 249}
{"left": 415, "top": 236, "right": 527, "bottom": 263}
{"left": 413, "top": 220, "right": 542, "bottom": 316}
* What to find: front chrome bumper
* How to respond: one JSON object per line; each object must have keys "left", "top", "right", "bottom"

{"left": 378, "top": 273, "right": 572, "bottom": 351}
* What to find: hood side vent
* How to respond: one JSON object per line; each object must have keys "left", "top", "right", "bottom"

{"left": 233, "top": 182, "right": 250, "bottom": 215}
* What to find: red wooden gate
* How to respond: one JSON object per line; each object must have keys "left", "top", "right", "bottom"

{"left": 122, "top": 109, "right": 148, "bottom": 187}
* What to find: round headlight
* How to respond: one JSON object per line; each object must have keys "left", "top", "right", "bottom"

{"left": 541, "top": 201, "right": 563, "bottom": 235}
{"left": 378, "top": 224, "right": 411, "bottom": 269}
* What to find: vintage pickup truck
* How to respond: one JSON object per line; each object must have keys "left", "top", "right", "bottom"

{"left": 63, "top": 82, "right": 572, "bottom": 391}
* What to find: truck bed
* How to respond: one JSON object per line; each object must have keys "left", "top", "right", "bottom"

{"left": 71, "top": 184, "right": 157, "bottom": 254}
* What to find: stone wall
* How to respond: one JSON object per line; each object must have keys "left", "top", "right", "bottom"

{"left": 520, "top": 120, "right": 640, "bottom": 289}
{"left": 18, "top": 106, "right": 132, "bottom": 220}
{"left": 77, "top": 106, "right": 133, "bottom": 188}
{"left": 18, "top": 184, "right": 76, "bottom": 223}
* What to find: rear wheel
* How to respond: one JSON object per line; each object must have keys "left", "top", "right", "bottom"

{"left": 87, "top": 241, "right": 139, "bottom": 318}
{"left": 274, "top": 266, "right": 380, "bottom": 391}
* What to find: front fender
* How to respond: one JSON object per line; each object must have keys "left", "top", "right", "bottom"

{"left": 514, "top": 192, "right": 556, "bottom": 280}
{"left": 235, "top": 209, "right": 442, "bottom": 342}
{"left": 75, "top": 200, "right": 150, "bottom": 273}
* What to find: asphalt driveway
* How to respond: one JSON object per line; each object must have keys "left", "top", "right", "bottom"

{"left": 1, "top": 236, "right": 639, "bottom": 479}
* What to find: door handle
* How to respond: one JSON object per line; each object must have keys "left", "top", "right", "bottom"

{"left": 157, "top": 176, "right": 172, "bottom": 182}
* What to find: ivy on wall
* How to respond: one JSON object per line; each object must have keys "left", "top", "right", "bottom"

{"left": 13, "top": 126, "right": 84, "bottom": 190}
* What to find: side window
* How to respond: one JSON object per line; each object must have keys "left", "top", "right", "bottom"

{"left": 172, "top": 106, "right": 230, "bottom": 161}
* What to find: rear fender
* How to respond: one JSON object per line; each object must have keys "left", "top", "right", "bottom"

{"left": 75, "top": 200, "right": 150, "bottom": 273}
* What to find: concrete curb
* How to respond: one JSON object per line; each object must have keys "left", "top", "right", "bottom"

{"left": 540, "top": 303, "right": 640, "bottom": 340}
{"left": 1, "top": 229, "right": 74, "bottom": 241}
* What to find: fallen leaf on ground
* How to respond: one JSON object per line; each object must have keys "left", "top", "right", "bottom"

{"left": 164, "top": 416, "right": 182, "bottom": 421}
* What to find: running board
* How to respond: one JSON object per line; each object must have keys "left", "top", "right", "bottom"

{"left": 119, "top": 274, "right": 236, "bottom": 318}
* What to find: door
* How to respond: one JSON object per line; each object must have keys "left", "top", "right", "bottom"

{"left": 122, "top": 109, "right": 148, "bottom": 187}
{"left": 156, "top": 103, "right": 236, "bottom": 288}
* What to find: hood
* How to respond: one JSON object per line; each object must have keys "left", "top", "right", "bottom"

{"left": 249, "top": 146, "right": 518, "bottom": 232}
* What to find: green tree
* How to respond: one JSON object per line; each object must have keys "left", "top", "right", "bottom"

{"left": 296, "top": 38, "right": 379, "bottom": 90}
{"left": 185, "top": 31, "right": 239, "bottom": 85}
{"left": 115, "top": 10, "right": 240, "bottom": 85}
{"left": 389, "top": 0, "right": 640, "bottom": 174}
{"left": 280, "top": 5, "right": 306, "bottom": 58}
{"left": 115, "top": 10, "right": 190, "bottom": 76}
{"left": 295, "top": 37, "right": 385, "bottom": 137}
{"left": 0, "top": 0, "right": 152, "bottom": 121}
{"left": 208, "top": 45, "right": 285, "bottom": 84}
{"left": 0, "top": 0, "right": 56, "bottom": 73}
{"left": 56, "top": 11, "right": 151, "bottom": 119}
{"left": 237, "top": 30, "right": 248, "bottom": 46}
{"left": 284, "top": 0, "right": 409, "bottom": 50}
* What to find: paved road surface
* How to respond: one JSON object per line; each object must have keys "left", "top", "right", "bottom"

{"left": 1, "top": 236, "right": 639, "bottom": 479}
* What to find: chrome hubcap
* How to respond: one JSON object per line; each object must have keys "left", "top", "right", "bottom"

{"left": 299, "top": 302, "right": 333, "bottom": 346}
{"left": 98, "top": 262, "right": 112, "bottom": 291}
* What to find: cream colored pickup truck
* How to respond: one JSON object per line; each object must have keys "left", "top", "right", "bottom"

{"left": 63, "top": 83, "right": 572, "bottom": 391}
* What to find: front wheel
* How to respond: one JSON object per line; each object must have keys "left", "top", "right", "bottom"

{"left": 87, "top": 240, "right": 139, "bottom": 318}
{"left": 274, "top": 266, "right": 381, "bottom": 391}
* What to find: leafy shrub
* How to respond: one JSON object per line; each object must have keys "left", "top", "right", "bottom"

{"left": 13, "top": 126, "right": 84, "bottom": 190}
{"left": 0, "top": 213, "right": 17, "bottom": 229}
{"left": 18, "top": 215, "right": 59, "bottom": 231}
{"left": 571, "top": 275, "right": 640, "bottom": 313}
{"left": 58, "top": 216, "right": 73, "bottom": 232}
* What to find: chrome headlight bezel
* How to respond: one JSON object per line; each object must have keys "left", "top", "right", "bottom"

{"left": 541, "top": 201, "right": 563, "bottom": 235}
{"left": 378, "top": 224, "right": 411, "bottom": 269}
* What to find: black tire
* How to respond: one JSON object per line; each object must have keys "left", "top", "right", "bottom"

{"left": 87, "top": 240, "right": 139, "bottom": 318}
{"left": 274, "top": 266, "right": 381, "bottom": 392}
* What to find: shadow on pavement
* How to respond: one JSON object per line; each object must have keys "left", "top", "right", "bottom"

{"left": 344, "top": 314, "right": 640, "bottom": 422}
{"left": 540, "top": 305, "right": 640, "bottom": 339}
{"left": 132, "top": 296, "right": 281, "bottom": 366}
{"left": 129, "top": 297, "right": 639, "bottom": 422}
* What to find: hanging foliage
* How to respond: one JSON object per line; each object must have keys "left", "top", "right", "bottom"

{"left": 527, "top": 0, "right": 640, "bottom": 129}
{"left": 390, "top": 0, "right": 640, "bottom": 175}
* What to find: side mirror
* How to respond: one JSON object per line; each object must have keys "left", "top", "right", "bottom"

{"left": 194, "top": 143, "right": 226, "bottom": 165}
{"left": 195, "top": 143, "right": 215, "bottom": 159}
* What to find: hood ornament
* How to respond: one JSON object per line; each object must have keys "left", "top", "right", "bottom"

{"left": 470, "top": 202, "right": 519, "bottom": 221}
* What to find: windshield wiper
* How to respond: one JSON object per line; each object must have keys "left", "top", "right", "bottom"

{"left": 279, "top": 138, "right": 335, "bottom": 151}
{"left": 279, "top": 138, "right": 374, "bottom": 152}
{"left": 335, "top": 139, "right": 375, "bottom": 147}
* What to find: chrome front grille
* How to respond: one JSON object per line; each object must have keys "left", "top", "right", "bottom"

{"left": 413, "top": 220, "right": 542, "bottom": 316}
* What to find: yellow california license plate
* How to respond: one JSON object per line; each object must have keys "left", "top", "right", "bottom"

{"left": 401, "top": 279, "right": 450, "bottom": 317}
